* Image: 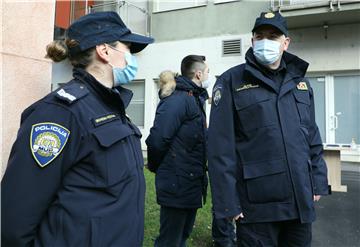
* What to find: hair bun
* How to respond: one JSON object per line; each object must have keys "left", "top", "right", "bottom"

{"left": 45, "top": 40, "right": 68, "bottom": 62}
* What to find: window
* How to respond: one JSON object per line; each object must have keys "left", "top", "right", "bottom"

{"left": 122, "top": 80, "right": 145, "bottom": 127}
{"left": 153, "top": 0, "right": 207, "bottom": 13}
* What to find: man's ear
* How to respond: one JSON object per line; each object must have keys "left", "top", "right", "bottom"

{"left": 195, "top": 70, "right": 202, "bottom": 80}
{"left": 283, "top": 37, "right": 291, "bottom": 51}
{"left": 95, "top": 44, "right": 110, "bottom": 63}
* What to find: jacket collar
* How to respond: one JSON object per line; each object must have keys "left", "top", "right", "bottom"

{"left": 73, "top": 68, "right": 133, "bottom": 113}
{"left": 244, "top": 48, "right": 309, "bottom": 96}
{"left": 175, "top": 76, "right": 209, "bottom": 100}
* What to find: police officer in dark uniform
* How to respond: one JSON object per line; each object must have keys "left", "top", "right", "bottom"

{"left": 146, "top": 55, "right": 209, "bottom": 247}
{"left": 1, "top": 11, "right": 153, "bottom": 247}
{"left": 208, "top": 12, "right": 330, "bottom": 246}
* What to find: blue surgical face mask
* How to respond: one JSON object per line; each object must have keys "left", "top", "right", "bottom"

{"left": 201, "top": 79, "right": 211, "bottom": 89}
{"left": 253, "top": 39, "right": 281, "bottom": 65}
{"left": 108, "top": 46, "right": 138, "bottom": 87}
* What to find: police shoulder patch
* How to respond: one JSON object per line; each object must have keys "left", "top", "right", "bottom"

{"left": 212, "top": 85, "right": 222, "bottom": 106}
{"left": 30, "top": 122, "right": 70, "bottom": 168}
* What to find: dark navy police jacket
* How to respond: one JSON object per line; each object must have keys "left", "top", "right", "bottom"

{"left": 146, "top": 75, "right": 208, "bottom": 209}
{"left": 2, "top": 68, "right": 145, "bottom": 247}
{"left": 208, "top": 48, "right": 330, "bottom": 224}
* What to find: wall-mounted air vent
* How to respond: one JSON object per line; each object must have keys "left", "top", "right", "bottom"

{"left": 222, "top": 39, "right": 242, "bottom": 56}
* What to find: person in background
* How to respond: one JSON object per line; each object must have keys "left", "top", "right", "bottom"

{"left": 208, "top": 12, "right": 330, "bottom": 247}
{"left": 1, "top": 11, "right": 153, "bottom": 247}
{"left": 146, "top": 55, "right": 209, "bottom": 247}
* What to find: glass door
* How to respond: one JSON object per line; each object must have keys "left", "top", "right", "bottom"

{"left": 308, "top": 73, "right": 360, "bottom": 145}
{"left": 333, "top": 75, "right": 360, "bottom": 145}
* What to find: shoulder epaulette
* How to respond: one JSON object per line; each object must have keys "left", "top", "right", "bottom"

{"left": 55, "top": 82, "right": 89, "bottom": 104}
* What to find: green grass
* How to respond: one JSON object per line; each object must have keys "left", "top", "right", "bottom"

{"left": 143, "top": 168, "right": 214, "bottom": 247}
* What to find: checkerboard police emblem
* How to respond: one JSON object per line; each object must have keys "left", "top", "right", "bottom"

{"left": 30, "top": 123, "right": 70, "bottom": 168}
{"left": 297, "top": 82, "right": 308, "bottom": 91}
{"left": 213, "top": 86, "right": 222, "bottom": 106}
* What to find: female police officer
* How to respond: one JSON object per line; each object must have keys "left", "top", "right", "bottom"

{"left": 1, "top": 11, "right": 153, "bottom": 247}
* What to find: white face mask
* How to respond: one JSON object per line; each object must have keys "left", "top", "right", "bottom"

{"left": 253, "top": 39, "right": 281, "bottom": 65}
{"left": 201, "top": 79, "right": 211, "bottom": 89}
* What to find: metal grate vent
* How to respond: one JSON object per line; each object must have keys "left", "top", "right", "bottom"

{"left": 222, "top": 39, "right": 242, "bottom": 56}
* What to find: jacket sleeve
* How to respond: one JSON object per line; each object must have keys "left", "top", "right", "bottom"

{"left": 208, "top": 76, "right": 241, "bottom": 219}
{"left": 308, "top": 86, "right": 330, "bottom": 195}
{"left": 1, "top": 102, "right": 83, "bottom": 247}
{"left": 145, "top": 96, "right": 187, "bottom": 171}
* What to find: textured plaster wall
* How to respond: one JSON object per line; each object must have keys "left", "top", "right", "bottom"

{"left": 1, "top": 1, "right": 56, "bottom": 177}
{"left": 289, "top": 23, "right": 360, "bottom": 72}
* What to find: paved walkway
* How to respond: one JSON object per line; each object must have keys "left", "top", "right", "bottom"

{"left": 312, "top": 163, "right": 360, "bottom": 247}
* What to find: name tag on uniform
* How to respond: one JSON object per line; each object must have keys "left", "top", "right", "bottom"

{"left": 297, "top": 82, "right": 308, "bottom": 91}
{"left": 236, "top": 83, "right": 259, "bottom": 91}
{"left": 92, "top": 113, "right": 120, "bottom": 127}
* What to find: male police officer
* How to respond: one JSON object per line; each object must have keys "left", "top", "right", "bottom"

{"left": 208, "top": 12, "right": 330, "bottom": 246}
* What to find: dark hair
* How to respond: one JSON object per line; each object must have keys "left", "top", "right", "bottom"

{"left": 45, "top": 39, "right": 117, "bottom": 69}
{"left": 180, "top": 55, "right": 206, "bottom": 80}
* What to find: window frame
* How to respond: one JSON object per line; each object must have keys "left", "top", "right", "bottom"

{"left": 122, "top": 79, "right": 146, "bottom": 127}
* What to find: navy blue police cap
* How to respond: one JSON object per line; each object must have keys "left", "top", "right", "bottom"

{"left": 67, "top": 11, "right": 154, "bottom": 54}
{"left": 252, "top": 12, "right": 288, "bottom": 37}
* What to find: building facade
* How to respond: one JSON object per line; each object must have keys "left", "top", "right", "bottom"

{"left": 4, "top": 0, "right": 358, "bottom": 175}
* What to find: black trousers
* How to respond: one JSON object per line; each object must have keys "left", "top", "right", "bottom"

{"left": 212, "top": 210, "right": 236, "bottom": 247}
{"left": 154, "top": 206, "right": 197, "bottom": 247}
{"left": 236, "top": 219, "right": 312, "bottom": 247}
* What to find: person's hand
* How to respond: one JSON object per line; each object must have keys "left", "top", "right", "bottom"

{"left": 233, "top": 213, "right": 244, "bottom": 221}
{"left": 313, "top": 195, "right": 321, "bottom": 202}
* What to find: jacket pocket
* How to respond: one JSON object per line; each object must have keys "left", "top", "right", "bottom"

{"left": 233, "top": 89, "right": 276, "bottom": 131}
{"left": 234, "top": 88, "right": 270, "bottom": 110}
{"left": 176, "top": 167, "right": 203, "bottom": 199}
{"left": 156, "top": 168, "right": 178, "bottom": 195}
{"left": 92, "top": 124, "right": 138, "bottom": 186}
{"left": 293, "top": 90, "right": 311, "bottom": 126}
{"left": 243, "top": 158, "right": 291, "bottom": 203}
